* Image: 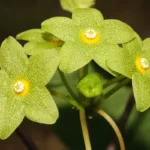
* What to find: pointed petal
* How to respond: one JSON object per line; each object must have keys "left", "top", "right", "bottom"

{"left": 107, "top": 46, "right": 136, "bottom": 78}
{"left": 42, "top": 17, "right": 78, "bottom": 41}
{"left": 0, "top": 37, "right": 28, "bottom": 78}
{"left": 102, "top": 20, "right": 135, "bottom": 44}
{"left": 16, "top": 29, "right": 45, "bottom": 42}
{"left": 132, "top": 72, "right": 150, "bottom": 112}
{"left": 72, "top": 8, "right": 103, "bottom": 27}
{"left": 27, "top": 50, "right": 60, "bottom": 86}
{"left": 23, "top": 41, "right": 60, "bottom": 55}
{"left": 0, "top": 96, "right": 24, "bottom": 139}
{"left": 142, "top": 38, "right": 150, "bottom": 52}
{"left": 59, "top": 42, "right": 92, "bottom": 73}
{"left": 24, "top": 87, "right": 58, "bottom": 124}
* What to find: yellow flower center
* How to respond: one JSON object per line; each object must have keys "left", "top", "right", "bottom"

{"left": 81, "top": 29, "right": 100, "bottom": 44}
{"left": 13, "top": 79, "right": 29, "bottom": 96}
{"left": 135, "top": 56, "right": 149, "bottom": 73}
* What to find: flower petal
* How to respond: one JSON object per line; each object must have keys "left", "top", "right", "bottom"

{"left": 102, "top": 20, "right": 135, "bottom": 44}
{"left": 142, "top": 38, "right": 150, "bottom": 52}
{"left": 42, "top": 17, "right": 78, "bottom": 41}
{"left": 0, "top": 96, "right": 24, "bottom": 139}
{"left": 72, "top": 8, "right": 104, "bottom": 27}
{"left": 24, "top": 87, "right": 58, "bottom": 124}
{"left": 59, "top": 42, "right": 92, "bottom": 73}
{"left": 27, "top": 50, "right": 60, "bottom": 86}
{"left": 0, "top": 37, "right": 28, "bottom": 78}
{"left": 23, "top": 41, "right": 60, "bottom": 55}
{"left": 16, "top": 29, "right": 45, "bottom": 42}
{"left": 107, "top": 46, "right": 136, "bottom": 78}
{"left": 132, "top": 72, "right": 150, "bottom": 112}
{"left": 93, "top": 45, "right": 120, "bottom": 75}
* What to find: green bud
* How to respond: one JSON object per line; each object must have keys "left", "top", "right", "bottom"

{"left": 60, "top": 0, "right": 96, "bottom": 12}
{"left": 77, "top": 74, "right": 103, "bottom": 98}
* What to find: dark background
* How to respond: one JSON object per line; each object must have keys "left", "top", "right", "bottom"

{"left": 0, "top": 0, "right": 150, "bottom": 150}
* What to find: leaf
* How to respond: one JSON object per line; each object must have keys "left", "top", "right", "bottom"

{"left": 24, "top": 86, "right": 59, "bottom": 124}
{"left": 60, "top": 0, "right": 95, "bottom": 12}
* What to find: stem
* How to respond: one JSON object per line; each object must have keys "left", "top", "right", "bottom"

{"left": 79, "top": 109, "right": 92, "bottom": 150}
{"left": 16, "top": 128, "right": 38, "bottom": 150}
{"left": 103, "top": 78, "right": 130, "bottom": 101}
{"left": 58, "top": 69, "right": 79, "bottom": 101}
{"left": 96, "top": 110, "right": 125, "bottom": 150}
{"left": 103, "top": 75, "right": 125, "bottom": 89}
{"left": 79, "top": 65, "right": 88, "bottom": 80}
{"left": 50, "top": 90, "right": 83, "bottom": 110}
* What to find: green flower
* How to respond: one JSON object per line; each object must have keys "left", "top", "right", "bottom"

{"left": 16, "top": 29, "right": 64, "bottom": 55}
{"left": 0, "top": 37, "right": 60, "bottom": 139}
{"left": 107, "top": 35, "right": 150, "bottom": 112}
{"left": 41, "top": 8, "right": 135, "bottom": 74}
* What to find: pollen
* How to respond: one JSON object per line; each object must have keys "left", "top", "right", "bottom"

{"left": 135, "top": 56, "right": 149, "bottom": 73}
{"left": 13, "top": 79, "right": 29, "bottom": 96}
{"left": 81, "top": 29, "right": 100, "bottom": 44}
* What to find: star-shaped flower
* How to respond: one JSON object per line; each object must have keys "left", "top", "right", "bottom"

{"left": 16, "top": 29, "right": 64, "bottom": 55}
{"left": 41, "top": 8, "right": 135, "bottom": 73}
{"left": 107, "top": 35, "right": 150, "bottom": 112}
{"left": 0, "top": 37, "right": 60, "bottom": 139}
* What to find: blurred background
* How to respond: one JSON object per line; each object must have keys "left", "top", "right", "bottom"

{"left": 0, "top": 0, "right": 150, "bottom": 150}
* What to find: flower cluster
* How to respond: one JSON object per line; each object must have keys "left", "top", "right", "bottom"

{"left": 0, "top": 7, "right": 150, "bottom": 140}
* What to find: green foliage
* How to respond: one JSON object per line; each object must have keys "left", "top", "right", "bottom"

{"left": 77, "top": 74, "right": 103, "bottom": 98}
{"left": 60, "top": 0, "right": 95, "bottom": 12}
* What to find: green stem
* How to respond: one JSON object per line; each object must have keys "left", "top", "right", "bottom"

{"left": 50, "top": 90, "right": 83, "bottom": 110}
{"left": 102, "top": 78, "right": 130, "bottom": 101}
{"left": 103, "top": 75, "right": 125, "bottom": 89}
{"left": 96, "top": 110, "right": 125, "bottom": 150}
{"left": 79, "top": 109, "right": 92, "bottom": 150}
{"left": 79, "top": 65, "right": 88, "bottom": 80}
{"left": 58, "top": 69, "right": 79, "bottom": 101}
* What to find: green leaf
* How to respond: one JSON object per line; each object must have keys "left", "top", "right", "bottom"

{"left": 0, "top": 95, "right": 24, "bottom": 140}
{"left": 59, "top": 42, "right": 92, "bottom": 73}
{"left": 24, "top": 87, "right": 58, "bottom": 124}
{"left": 132, "top": 72, "right": 150, "bottom": 112}
{"left": 142, "top": 38, "right": 150, "bottom": 52}
{"left": 42, "top": 17, "right": 78, "bottom": 41}
{"left": 60, "top": 0, "right": 95, "bottom": 13}
{"left": 23, "top": 41, "right": 60, "bottom": 55}
{"left": 93, "top": 45, "right": 120, "bottom": 76}
{"left": 16, "top": 29, "right": 45, "bottom": 42}
{"left": 72, "top": 8, "right": 103, "bottom": 27}
{"left": 107, "top": 46, "right": 136, "bottom": 78}
{"left": 0, "top": 36, "right": 28, "bottom": 79}
{"left": 77, "top": 74, "right": 103, "bottom": 98}
{"left": 27, "top": 50, "right": 60, "bottom": 86}
{"left": 102, "top": 20, "right": 135, "bottom": 44}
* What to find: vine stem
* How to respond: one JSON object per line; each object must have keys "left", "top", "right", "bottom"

{"left": 58, "top": 69, "right": 79, "bottom": 101}
{"left": 96, "top": 110, "right": 125, "bottom": 150}
{"left": 79, "top": 109, "right": 92, "bottom": 150}
{"left": 103, "top": 75, "right": 125, "bottom": 89}
{"left": 16, "top": 128, "right": 38, "bottom": 150}
{"left": 50, "top": 90, "right": 83, "bottom": 110}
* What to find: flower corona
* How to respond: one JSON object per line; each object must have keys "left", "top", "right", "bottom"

{"left": 81, "top": 29, "right": 100, "bottom": 44}
{"left": 135, "top": 56, "right": 149, "bottom": 73}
